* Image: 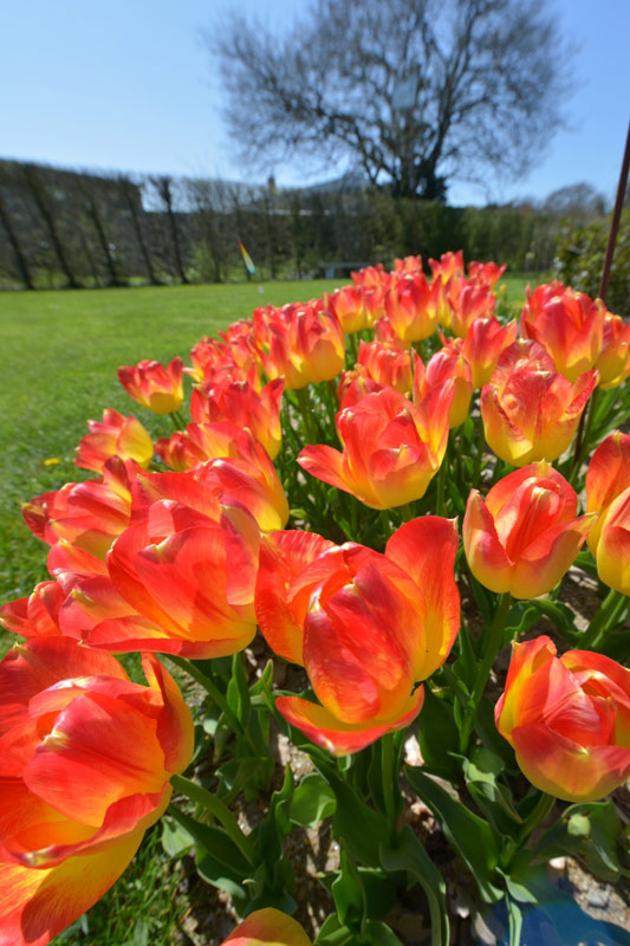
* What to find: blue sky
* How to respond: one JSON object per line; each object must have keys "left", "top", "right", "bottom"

{"left": 1, "top": 0, "right": 628, "bottom": 205}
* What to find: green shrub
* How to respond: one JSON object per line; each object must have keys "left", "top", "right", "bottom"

{"left": 553, "top": 210, "right": 630, "bottom": 315}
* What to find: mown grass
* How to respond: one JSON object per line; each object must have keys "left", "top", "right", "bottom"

{"left": 0, "top": 272, "right": 539, "bottom": 946}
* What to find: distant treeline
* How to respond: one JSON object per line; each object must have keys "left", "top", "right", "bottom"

{"left": 0, "top": 159, "right": 600, "bottom": 289}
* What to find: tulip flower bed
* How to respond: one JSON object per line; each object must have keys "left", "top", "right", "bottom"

{"left": 1, "top": 254, "right": 629, "bottom": 946}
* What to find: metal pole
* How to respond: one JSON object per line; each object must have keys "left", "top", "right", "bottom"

{"left": 599, "top": 118, "right": 630, "bottom": 303}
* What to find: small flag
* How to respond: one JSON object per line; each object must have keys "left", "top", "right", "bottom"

{"left": 239, "top": 241, "right": 257, "bottom": 276}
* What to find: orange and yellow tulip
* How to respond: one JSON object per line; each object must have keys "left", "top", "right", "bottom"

{"left": 468, "top": 260, "right": 506, "bottom": 288}
{"left": 0, "top": 637, "right": 193, "bottom": 946}
{"left": 460, "top": 317, "right": 518, "bottom": 388}
{"left": 22, "top": 458, "right": 136, "bottom": 578}
{"left": 416, "top": 344, "right": 472, "bottom": 428}
{"left": 593, "top": 487, "right": 630, "bottom": 595}
{"left": 463, "top": 462, "right": 592, "bottom": 598}
{"left": 384, "top": 274, "right": 438, "bottom": 344}
{"left": 429, "top": 250, "right": 464, "bottom": 282}
{"left": 495, "top": 636, "right": 630, "bottom": 801}
{"left": 446, "top": 277, "right": 496, "bottom": 338}
{"left": 298, "top": 385, "right": 452, "bottom": 509}
{"left": 0, "top": 579, "right": 66, "bottom": 639}
{"left": 75, "top": 408, "right": 152, "bottom": 473}
{"left": 324, "top": 285, "right": 369, "bottom": 334}
{"left": 91, "top": 490, "right": 261, "bottom": 658}
{"left": 337, "top": 368, "right": 383, "bottom": 410}
{"left": 596, "top": 312, "right": 630, "bottom": 389}
{"left": 521, "top": 282, "right": 604, "bottom": 381}
{"left": 221, "top": 909, "right": 312, "bottom": 946}
{"left": 118, "top": 357, "right": 184, "bottom": 414}
{"left": 190, "top": 378, "right": 283, "bottom": 460}
{"left": 480, "top": 340, "right": 597, "bottom": 466}
{"left": 356, "top": 340, "right": 413, "bottom": 394}
{"left": 257, "top": 517, "right": 460, "bottom": 754}
{"left": 585, "top": 431, "right": 630, "bottom": 555}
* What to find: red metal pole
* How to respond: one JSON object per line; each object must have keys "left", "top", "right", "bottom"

{"left": 599, "top": 119, "right": 630, "bottom": 303}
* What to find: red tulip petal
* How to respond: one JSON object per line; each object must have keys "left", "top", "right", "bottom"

{"left": 276, "top": 687, "right": 424, "bottom": 756}
{"left": 512, "top": 722, "right": 630, "bottom": 802}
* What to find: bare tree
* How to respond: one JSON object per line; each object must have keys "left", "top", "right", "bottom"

{"left": 150, "top": 176, "right": 189, "bottom": 283}
{"left": 119, "top": 175, "right": 160, "bottom": 285}
{"left": 211, "top": 0, "right": 570, "bottom": 201}
{"left": 22, "top": 164, "right": 80, "bottom": 287}
{"left": 0, "top": 187, "right": 34, "bottom": 289}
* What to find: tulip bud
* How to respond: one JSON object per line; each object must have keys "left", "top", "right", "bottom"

{"left": 262, "top": 517, "right": 460, "bottom": 754}
{"left": 461, "top": 317, "right": 518, "bottom": 388}
{"left": 521, "top": 282, "right": 604, "bottom": 381}
{"left": 496, "top": 636, "right": 630, "bottom": 802}
{"left": 463, "top": 462, "right": 592, "bottom": 598}
{"left": 298, "top": 386, "right": 451, "bottom": 509}
{"left": 118, "top": 357, "right": 184, "bottom": 414}
{"left": 221, "top": 908, "right": 312, "bottom": 946}
{"left": 75, "top": 408, "right": 153, "bottom": 473}
{"left": 585, "top": 431, "right": 630, "bottom": 555}
{"left": 480, "top": 340, "right": 597, "bottom": 466}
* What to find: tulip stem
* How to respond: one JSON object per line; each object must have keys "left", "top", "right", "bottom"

{"left": 296, "top": 386, "right": 318, "bottom": 443}
{"left": 501, "top": 791, "right": 555, "bottom": 871}
{"left": 170, "top": 774, "right": 255, "bottom": 864}
{"left": 381, "top": 733, "right": 398, "bottom": 842}
{"left": 570, "top": 388, "right": 599, "bottom": 477}
{"left": 435, "top": 457, "right": 447, "bottom": 516}
{"left": 582, "top": 588, "right": 628, "bottom": 650}
{"left": 459, "top": 592, "right": 512, "bottom": 753}
{"left": 170, "top": 409, "right": 186, "bottom": 431}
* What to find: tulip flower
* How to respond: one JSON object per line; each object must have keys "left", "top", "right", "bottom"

{"left": 337, "top": 368, "right": 384, "bottom": 410}
{"left": 84, "top": 494, "right": 261, "bottom": 658}
{"left": 495, "top": 636, "right": 630, "bottom": 802}
{"left": 351, "top": 262, "right": 389, "bottom": 289}
{"left": 190, "top": 378, "right": 283, "bottom": 460}
{"left": 357, "top": 340, "right": 413, "bottom": 393}
{"left": 324, "top": 285, "right": 369, "bottom": 334}
{"left": 156, "top": 421, "right": 274, "bottom": 475}
{"left": 75, "top": 408, "right": 153, "bottom": 473}
{"left": 298, "top": 385, "right": 452, "bottom": 509}
{"left": 521, "top": 282, "right": 604, "bottom": 381}
{"left": 384, "top": 273, "right": 439, "bottom": 343}
{"left": 416, "top": 344, "right": 472, "bottom": 428}
{"left": 221, "top": 909, "right": 312, "bottom": 946}
{"left": 585, "top": 431, "right": 630, "bottom": 555}
{"left": 22, "top": 458, "right": 136, "bottom": 576}
{"left": 0, "top": 579, "right": 66, "bottom": 638}
{"left": 594, "top": 487, "right": 630, "bottom": 595}
{"left": 118, "top": 357, "right": 184, "bottom": 414}
{"left": 464, "top": 462, "right": 592, "bottom": 598}
{"left": 256, "top": 304, "right": 345, "bottom": 389}
{"left": 447, "top": 277, "right": 496, "bottom": 337}
{"left": 429, "top": 250, "right": 464, "bottom": 282}
{"left": 257, "top": 517, "right": 460, "bottom": 754}
{"left": 480, "top": 340, "right": 597, "bottom": 466}
{"left": 0, "top": 637, "right": 193, "bottom": 946}
{"left": 596, "top": 312, "right": 630, "bottom": 389}
{"left": 461, "top": 317, "right": 518, "bottom": 388}
{"left": 394, "top": 254, "right": 423, "bottom": 275}
{"left": 468, "top": 260, "right": 506, "bottom": 288}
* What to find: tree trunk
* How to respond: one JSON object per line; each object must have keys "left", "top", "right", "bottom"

{"left": 23, "top": 166, "right": 80, "bottom": 288}
{"left": 84, "top": 191, "right": 124, "bottom": 286}
{"left": 121, "top": 179, "right": 159, "bottom": 285}
{"left": 0, "top": 190, "right": 35, "bottom": 289}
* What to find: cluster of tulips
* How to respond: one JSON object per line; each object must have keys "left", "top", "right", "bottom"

{"left": 1, "top": 251, "right": 629, "bottom": 946}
